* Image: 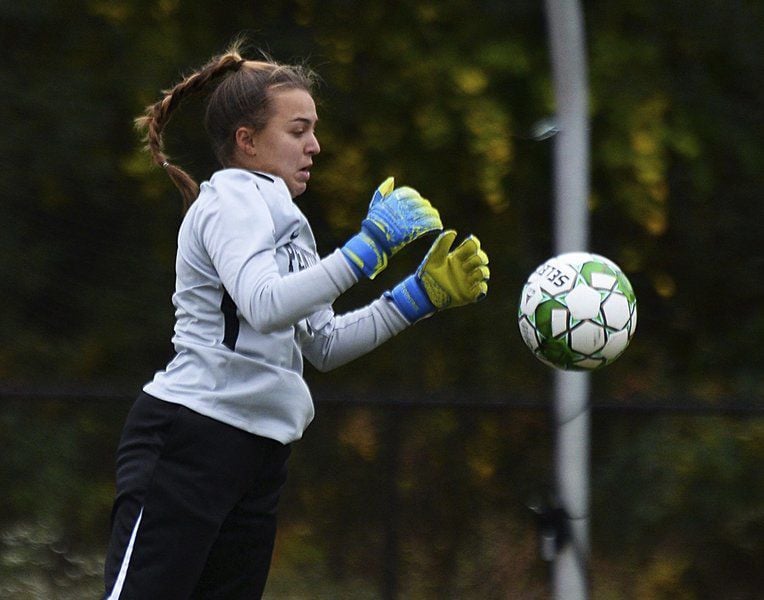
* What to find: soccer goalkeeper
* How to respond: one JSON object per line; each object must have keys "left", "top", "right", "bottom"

{"left": 103, "top": 40, "right": 489, "bottom": 600}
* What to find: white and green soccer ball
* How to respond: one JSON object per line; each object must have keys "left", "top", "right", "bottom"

{"left": 518, "top": 252, "right": 637, "bottom": 371}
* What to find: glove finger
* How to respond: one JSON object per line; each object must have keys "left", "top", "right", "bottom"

{"left": 388, "top": 186, "right": 422, "bottom": 205}
{"left": 461, "top": 251, "right": 489, "bottom": 271}
{"left": 414, "top": 222, "right": 444, "bottom": 236}
{"left": 452, "top": 234, "right": 482, "bottom": 261}
{"left": 411, "top": 207, "right": 443, "bottom": 231}
{"left": 399, "top": 196, "right": 439, "bottom": 220}
{"left": 401, "top": 198, "right": 434, "bottom": 215}
{"left": 473, "top": 280, "right": 488, "bottom": 301}
{"left": 369, "top": 176, "right": 395, "bottom": 208}
{"left": 468, "top": 265, "right": 491, "bottom": 282}
{"left": 400, "top": 195, "right": 434, "bottom": 215}
{"left": 425, "top": 229, "right": 457, "bottom": 265}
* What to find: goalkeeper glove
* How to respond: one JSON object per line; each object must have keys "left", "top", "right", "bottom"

{"left": 342, "top": 177, "right": 443, "bottom": 279}
{"left": 387, "top": 230, "right": 490, "bottom": 322}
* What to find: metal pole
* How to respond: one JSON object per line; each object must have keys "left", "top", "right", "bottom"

{"left": 543, "top": 0, "right": 591, "bottom": 598}
{"left": 553, "top": 372, "right": 590, "bottom": 599}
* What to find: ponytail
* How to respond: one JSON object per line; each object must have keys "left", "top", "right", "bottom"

{"left": 134, "top": 44, "right": 245, "bottom": 211}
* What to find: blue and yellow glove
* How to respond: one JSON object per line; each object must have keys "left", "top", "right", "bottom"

{"left": 342, "top": 177, "right": 443, "bottom": 279}
{"left": 387, "top": 230, "right": 490, "bottom": 322}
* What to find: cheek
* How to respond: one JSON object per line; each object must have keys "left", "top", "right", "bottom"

{"left": 252, "top": 135, "right": 302, "bottom": 177}
{"left": 267, "top": 139, "right": 295, "bottom": 163}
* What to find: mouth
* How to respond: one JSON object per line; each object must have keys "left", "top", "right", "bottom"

{"left": 297, "top": 165, "right": 312, "bottom": 181}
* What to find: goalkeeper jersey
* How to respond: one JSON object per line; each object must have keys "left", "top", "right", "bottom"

{"left": 144, "top": 168, "right": 410, "bottom": 444}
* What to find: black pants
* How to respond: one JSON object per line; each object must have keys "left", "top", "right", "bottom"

{"left": 103, "top": 392, "right": 291, "bottom": 599}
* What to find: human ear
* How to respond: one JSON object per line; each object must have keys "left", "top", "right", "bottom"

{"left": 234, "top": 126, "right": 257, "bottom": 156}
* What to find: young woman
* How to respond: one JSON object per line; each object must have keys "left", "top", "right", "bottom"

{"left": 103, "top": 41, "right": 489, "bottom": 599}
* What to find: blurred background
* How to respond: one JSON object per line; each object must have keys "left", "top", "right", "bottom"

{"left": 2, "top": 0, "right": 763, "bottom": 598}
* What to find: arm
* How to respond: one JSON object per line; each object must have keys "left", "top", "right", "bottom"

{"left": 299, "top": 297, "right": 410, "bottom": 372}
{"left": 300, "top": 229, "right": 490, "bottom": 371}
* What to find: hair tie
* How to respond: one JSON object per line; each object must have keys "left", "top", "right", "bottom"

{"left": 161, "top": 160, "right": 170, "bottom": 169}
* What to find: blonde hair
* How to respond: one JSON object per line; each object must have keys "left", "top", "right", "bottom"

{"left": 135, "top": 41, "right": 317, "bottom": 210}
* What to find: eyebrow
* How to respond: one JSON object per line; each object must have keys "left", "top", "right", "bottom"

{"left": 289, "top": 117, "right": 317, "bottom": 126}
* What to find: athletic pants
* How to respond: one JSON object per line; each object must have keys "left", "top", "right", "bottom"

{"left": 103, "top": 392, "right": 291, "bottom": 599}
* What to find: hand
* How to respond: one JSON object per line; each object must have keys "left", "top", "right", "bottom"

{"left": 387, "top": 230, "right": 490, "bottom": 322}
{"left": 341, "top": 177, "right": 443, "bottom": 279}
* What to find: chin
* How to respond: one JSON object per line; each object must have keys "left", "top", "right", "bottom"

{"left": 290, "top": 183, "right": 307, "bottom": 198}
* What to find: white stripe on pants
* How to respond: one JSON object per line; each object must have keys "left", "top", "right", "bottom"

{"left": 106, "top": 507, "right": 143, "bottom": 600}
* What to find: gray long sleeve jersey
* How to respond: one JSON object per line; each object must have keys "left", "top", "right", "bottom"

{"left": 144, "top": 169, "right": 411, "bottom": 444}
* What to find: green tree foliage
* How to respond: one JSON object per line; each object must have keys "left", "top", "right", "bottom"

{"left": 2, "top": 0, "right": 763, "bottom": 597}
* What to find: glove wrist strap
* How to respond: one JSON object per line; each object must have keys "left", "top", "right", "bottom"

{"left": 387, "top": 274, "right": 436, "bottom": 323}
{"left": 341, "top": 225, "right": 389, "bottom": 279}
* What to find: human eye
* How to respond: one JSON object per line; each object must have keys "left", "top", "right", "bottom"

{"left": 290, "top": 119, "right": 315, "bottom": 138}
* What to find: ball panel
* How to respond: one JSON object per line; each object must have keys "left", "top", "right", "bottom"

{"left": 590, "top": 271, "right": 617, "bottom": 290}
{"left": 538, "top": 336, "right": 578, "bottom": 369}
{"left": 534, "top": 299, "right": 567, "bottom": 338}
{"left": 551, "top": 308, "right": 569, "bottom": 337}
{"left": 565, "top": 284, "right": 602, "bottom": 320}
{"left": 601, "top": 293, "right": 631, "bottom": 330}
{"left": 601, "top": 328, "right": 630, "bottom": 360}
{"left": 529, "top": 258, "right": 578, "bottom": 295}
{"left": 519, "top": 281, "right": 543, "bottom": 317}
{"left": 569, "top": 321, "right": 606, "bottom": 354}
{"left": 518, "top": 317, "right": 540, "bottom": 351}
{"left": 616, "top": 271, "right": 636, "bottom": 302}
{"left": 580, "top": 260, "right": 617, "bottom": 287}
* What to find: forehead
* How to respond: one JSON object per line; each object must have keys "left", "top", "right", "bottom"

{"left": 267, "top": 87, "right": 317, "bottom": 122}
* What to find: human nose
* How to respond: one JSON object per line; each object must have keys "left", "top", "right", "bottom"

{"left": 306, "top": 133, "right": 320, "bottom": 155}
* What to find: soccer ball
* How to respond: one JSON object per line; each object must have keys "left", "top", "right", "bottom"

{"left": 518, "top": 252, "right": 637, "bottom": 371}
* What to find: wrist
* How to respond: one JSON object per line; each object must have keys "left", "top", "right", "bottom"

{"left": 387, "top": 274, "right": 436, "bottom": 323}
{"left": 341, "top": 226, "right": 389, "bottom": 279}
